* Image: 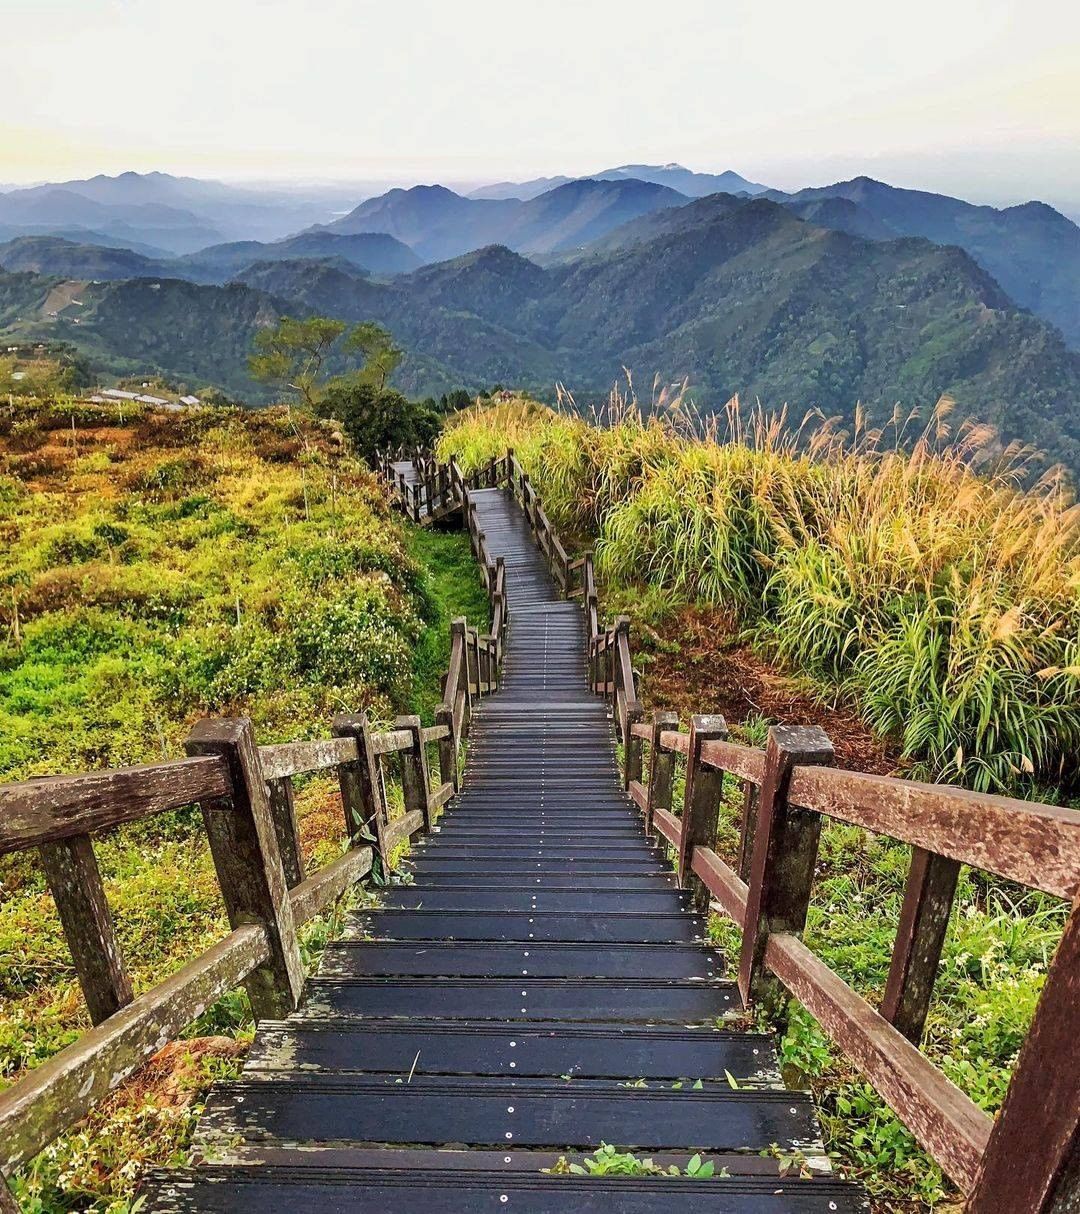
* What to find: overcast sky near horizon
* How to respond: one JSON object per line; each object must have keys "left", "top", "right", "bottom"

{"left": 3, "top": 0, "right": 1078, "bottom": 208}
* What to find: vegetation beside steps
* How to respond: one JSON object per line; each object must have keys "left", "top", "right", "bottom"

{"left": 438, "top": 392, "right": 1080, "bottom": 796}
{"left": 438, "top": 400, "right": 1080, "bottom": 1214}
{"left": 0, "top": 398, "right": 487, "bottom": 1212}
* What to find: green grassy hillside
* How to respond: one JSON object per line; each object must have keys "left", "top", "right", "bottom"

{"left": 0, "top": 398, "right": 487, "bottom": 1211}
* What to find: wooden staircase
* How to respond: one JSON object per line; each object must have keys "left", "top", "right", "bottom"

{"left": 144, "top": 486, "right": 867, "bottom": 1212}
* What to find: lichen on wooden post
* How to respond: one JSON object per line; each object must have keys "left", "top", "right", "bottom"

{"left": 395, "top": 715, "right": 433, "bottom": 833}
{"left": 332, "top": 713, "right": 386, "bottom": 862}
{"left": 185, "top": 717, "right": 304, "bottom": 1021}
{"left": 38, "top": 833, "right": 133, "bottom": 1026}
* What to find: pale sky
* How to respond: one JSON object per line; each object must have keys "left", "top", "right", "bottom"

{"left": 2, "top": 0, "right": 1079, "bottom": 208}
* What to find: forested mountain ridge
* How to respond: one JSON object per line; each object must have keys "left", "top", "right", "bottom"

{"left": 6, "top": 195, "right": 1080, "bottom": 470}
{"left": 762, "top": 177, "right": 1080, "bottom": 349}
{"left": 0, "top": 231, "right": 420, "bottom": 284}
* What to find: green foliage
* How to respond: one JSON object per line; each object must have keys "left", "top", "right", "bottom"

{"left": 0, "top": 396, "right": 493, "bottom": 1210}
{"left": 546, "top": 1143, "right": 723, "bottom": 1178}
{"left": 440, "top": 395, "right": 1080, "bottom": 793}
{"left": 314, "top": 381, "right": 441, "bottom": 463}
{"left": 248, "top": 316, "right": 403, "bottom": 407}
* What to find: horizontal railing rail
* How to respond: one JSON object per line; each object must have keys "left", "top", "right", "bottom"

{"left": 617, "top": 702, "right": 1080, "bottom": 1212}
{"left": 0, "top": 471, "right": 511, "bottom": 1197}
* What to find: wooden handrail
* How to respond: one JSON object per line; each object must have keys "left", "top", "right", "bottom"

{"left": 0, "top": 756, "right": 229, "bottom": 855}
{"left": 613, "top": 706, "right": 1080, "bottom": 1204}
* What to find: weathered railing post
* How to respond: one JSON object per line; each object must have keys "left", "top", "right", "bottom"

{"left": 623, "top": 702, "right": 645, "bottom": 791}
{"left": 265, "top": 775, "right": 305, "bottom": 889}
{"left": 678, "top": 714, "right": 728, "bottom": 912}
{"left": 738, "top": 781, "right": 759, "bottom": 882}
{"left": 38, "top": 835, "right": 133, "bottom": 1025}
{"left": 645, "top": 710, "right": 679, "bottom": 835}
{"left": 881, "top": 847, "right": 961, "bottom": 1044}
{"left": 395, "top": 714, "right": 434, "bottom": 832}
{"left": 332, "top": 712, "right": 387, "bottom": 863}
{"left": 738, "top": 725, "right": 833, "bottom": 1016}
{"left": 451, "top": 617, "right": 472, "bottom": 727}
{"left": 965, "top": 901, "right": 1080, "bottom": 1213}
{"left": 435, "top": 701, "right": 458, "bottom": 791}
{"left": 185, "top": 718, "right": 304, "bottom": 1020}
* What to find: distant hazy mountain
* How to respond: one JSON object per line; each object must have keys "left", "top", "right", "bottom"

{"left": 468, "top": 176, "right": 573, "bottom": 201}
{"left": 0, "top": 231, "right": 420, "bottom": 285}
{"left": 178, "top": 231, "right": 421, "bottom": 280}
{"left": 0, "top": 225, "right": 172, "bottom": 259}
{"left": 319, "top": 179, "right": 687, "bottom": 261}
{"left": 10, "top": 196, "right": 1080, "bottom": 469}
{"left": 764, "top": 178, "right": 1080, "bottom": 349}
{"left": 469, "top": 164, "right": 767, "bottom": 202}
{"left": 594, "top": 163, "right": 768, "bottom": 196}
{"left": 0, "top": 236, "right": 172, "bottom": 280}
{"left": 0, "top": 171, "right": 350, "bottom": 253}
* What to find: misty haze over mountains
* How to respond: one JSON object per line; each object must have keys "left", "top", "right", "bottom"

{"left": 3, "top": 161, "right": 1080, "bottom": 466}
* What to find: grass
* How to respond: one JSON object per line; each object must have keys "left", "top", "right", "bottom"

{"left": 0, "top": 397, "right": 488, "bottom": 1211}
{"left": 438, "top": 391, "right": 1080, "bottom": 795}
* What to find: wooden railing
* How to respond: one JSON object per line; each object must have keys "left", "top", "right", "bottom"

{"left": 382, "top": 443, "right": 1080, "bottom": 1207}
{"left": 0, "top": 502, "right": 509, "bottom": 1197}
{"left": 433, "top": 443, "right": 1079, "bottom": 1213}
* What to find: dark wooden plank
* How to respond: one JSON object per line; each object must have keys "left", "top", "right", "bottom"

{"left": 185, "top": 718, "right": 304, "bottom": 1020}
{"left": 880, "top": 848, "right": 960, "bottom": 1044}
{"left": 0, "top": 755, "right": 228, "bottom": 855}
{"left": 248, "top": 1019, "right": 775, "bottom": 1080}
{"left": 678, "top": 714, "right": 728, "bottom": 912}
{"left": 143, "top": 1169, "right": 866, "bottom": 1213}
{"left": 196, "top": 1078, "right": 816, "bottom": 1152}
{"left": 788, "top": 765, "right": 1080, "bottom": 898}
{"left": 738, "top": 725, "right": 833, "bottom": 1015}
{"left": 38, "top": 833, "right": 133, "bottom": 1025}
{"left": 966, "top": 903, "right": 1080, "bottom": 1212}
{"left": 765, "top": 931, "right": 990, "bottom": 1192}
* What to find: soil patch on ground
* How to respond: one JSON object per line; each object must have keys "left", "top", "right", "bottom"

{"left": 638, "top": 606, "right": 899, "bottom": 776}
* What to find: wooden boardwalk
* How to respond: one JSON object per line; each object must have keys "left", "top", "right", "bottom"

{"left": 146, "top": 485, "right": 866, "bottom": 1211}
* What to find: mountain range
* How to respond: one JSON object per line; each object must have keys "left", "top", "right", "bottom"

{"left": 314, "top": 179, "right": 689, "bottom": 261}
{"left": 467, "top": 163, "right": 768, "bottom": 201}
{"left": 6, "top": 194, "right": 1079, "bottom": 470}
{"left": 0, "top": 231, "right": 420, "bottom": 284}
{"left": 3, "top": 166, "right": 1080, "bottom": 470}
